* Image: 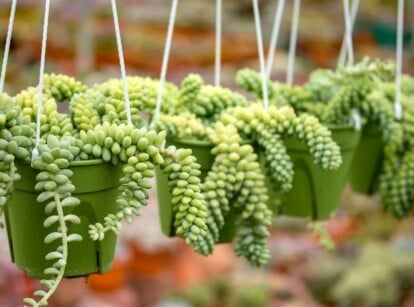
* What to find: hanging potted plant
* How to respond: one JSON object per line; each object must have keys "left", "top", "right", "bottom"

{"left": 303, "top": 59, "right": 400, "bottom": 195}
{"left": 154, "top": 73, "right": 343, "bottom": 267}
{"left": 0, "top": 74, "right": 211, "bottom": 306}
{"left": 236, "top": 59, "right": 414, "bottom": 219}
{"left": 235, "top": 64, "right": 363, "bottom": 219}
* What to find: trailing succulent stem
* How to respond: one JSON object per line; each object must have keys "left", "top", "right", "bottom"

{"left": 81, "top": 122, "right": 210, "bottom": 252}
{"left": 159, "top": 146, "right": 209, "bottom": 249}
{"left": 308, "top": 221, "right": 335, "bottom": 252}
{"left": 24, "top": 135, "right": 82, "bottom": 306}
{"left": 82, "top": 122, "right": 164, "bottom": 238}
{"left": 204, "top": 123, "right": 272, "bottom": 266}
{"left": 0, "top": 93, "right": 33, "bottom": 220}
{"left": 221, "top": 104, "right": 342, "bottom": 171}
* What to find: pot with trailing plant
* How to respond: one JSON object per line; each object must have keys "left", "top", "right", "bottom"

{"left": 154, "top": 73, "right": 343, "bottom": 267}
{"left": 0, "top": 74, "right": 210, "bottom": 306}
{"left": 236, "top": 65, "right": 363, "bottom": 219}
{"left": 304, "top": 59, "right": 400, "bottom": 195}
{"left": 303, "top": 59, "right": 414, "bottom": 219}
{"left": 282, "top": 59, "right": 414, "bottom": 219}
{"left": 236, "top": 59, "right": 414, "bottom": 219}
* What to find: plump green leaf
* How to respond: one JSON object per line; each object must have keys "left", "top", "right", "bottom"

{"left": 37, "top": 191, "right": 55, "bottom": 203}
{"left": 34, "top": 290, "right": 47, "bottom": 297}
{"left": 43, "top": 215, "right": 59, "bottom": 228}
{"left": 57, "top": 183, "right": 75, "bottom": 193}
{"left": 45, "top": 201, "right": 56, "bottom": 214}
{"left": 64, "top": 214, "right": 81, "bottom": 224}
{"left": 61, "top": 197, "right": 80, "bottom": 207}
{"left": 45, "top": 251, "right": 63, "bottom": 260}
{"left": 67, "top": 234, "right": 82, "bottom": 242}
{"left": 44, "top": 232, "right": 63, "bottom": 244}
{"left": 44, "top": 267, "right": 60, "bottom": 275}
{"left": 40, "top": 279, "right": 55, "bottom": 289}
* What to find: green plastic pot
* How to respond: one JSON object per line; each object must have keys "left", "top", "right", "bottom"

{"left": 268, "top": 125, "right": 361, "bottom": 220}
{"left": 4, "top": 159, "right": 122, "bottom": 279}
{"left": 156, "top": 138, "right": 239, "bottom": 243}
{"left": 348, "top": 123, "right": 383, "bottom": 194}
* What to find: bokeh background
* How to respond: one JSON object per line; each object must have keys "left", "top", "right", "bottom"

{"left": 1, "top": 0, "right": 414, "bottom": 306}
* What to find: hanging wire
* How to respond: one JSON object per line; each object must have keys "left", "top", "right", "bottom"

{"left": 252, "top": 0, "right": 269, "bottom": 111}
{"left": 33, "top": 0, "right": 51, "bottom": 161}
{"left": 394, "top": 0, "right": 404, "bottom": 121}
{"left": 342, "top": 0, "right": 354, "bottom": 65}
{"left": 338, "top": 0, "right": 360, "bottom": 67}
{"left": 286, "top": 0, "right": 300, "bottom": 85}
{"left": 152, "top": 0, "right": 179, "bottom": 126}
{"left": 0, "top": 0, "right": 17, "bottom": 93}
{"left": 215, "top": 0, "right": 222, "bottom": 86}
{"left": 110, "top": 0, "right": 132, "bottom": 125}
{"left": 266, "top": 0, "right": 285, "bottom": 78}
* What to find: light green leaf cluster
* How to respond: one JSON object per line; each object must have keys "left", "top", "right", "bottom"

{"left": 221, "top": 104, "right": 342, "bottom": 171}
{"left": 0, "top": 93, "right": 33, "bottom": 218}
{"left": 159, "top": 146, "right": 209, "bottom": 250}
{"left": 204, "top": 123, "right": 272, "bottom": 266}
{"left": 155, "top": 113, "right": 207, "bottom": 140}
{"left": 173, "top": 73, "right": 249, "bottom": 121}
{"left": 94, "top": 76, "right": 178, "bottom": 121}
{"left": 15, "top": 87, "right": 73, "bottom": 137}
{"left": 43, "top": 73, "right": 87, "bottom": 102}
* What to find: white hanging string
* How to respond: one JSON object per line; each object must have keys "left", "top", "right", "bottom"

{"left": 286, "top": 0, "right": 300, "bottom": 85}
{"left": 252, "top": 0, "right": 269, "bottom": 111}
{"left": 342, "top": 0, "right": 361, "bottom": 129}
{"left": 338, "top": 0, "right": 360, "bottom": 67}
{"left": 266, "top": 0, "right": 285, "bottom": 78}
{"left": 0, "top": 0, "right": 17, "bottom": 93}
{"left": 351, "top": 109, "right": 361, "bottom": 130}
{"left": 33, "top": 0, "right": 51, "bottom": 161}
{"left": 110, "top": 0, "right": 132, "bottom": 125}
{"left": 394, "top": 0, "right": 404, "bottom": 121}
{"left": 215, "top": 0, "right": 222, "bottom": 86}
{"left": 342, "top": 0, "right": 354, "bottom": 65}
{"left": 152, "top": 0, "right": 179, "bottom": 126}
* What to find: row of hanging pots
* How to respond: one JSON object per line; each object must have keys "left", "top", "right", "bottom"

{"left": 1, "top": 58, "right": 412, "bottom": 305}
{"left": 235, "top": 60, "right": 414, "bottom": 220}
{"left": 156, "top": 58, "right": 414, "bottom": 249}
{"left": 3, "top": 69, "right": 383, "bottom": 280}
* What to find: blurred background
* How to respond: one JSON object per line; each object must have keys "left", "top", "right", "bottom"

{"left": 1, "top": 0, "right": 414, "bottom": 306}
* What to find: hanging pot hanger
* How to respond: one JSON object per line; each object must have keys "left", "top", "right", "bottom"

{"left": 0, "top": 0, "right": 17, "bottom": 93}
